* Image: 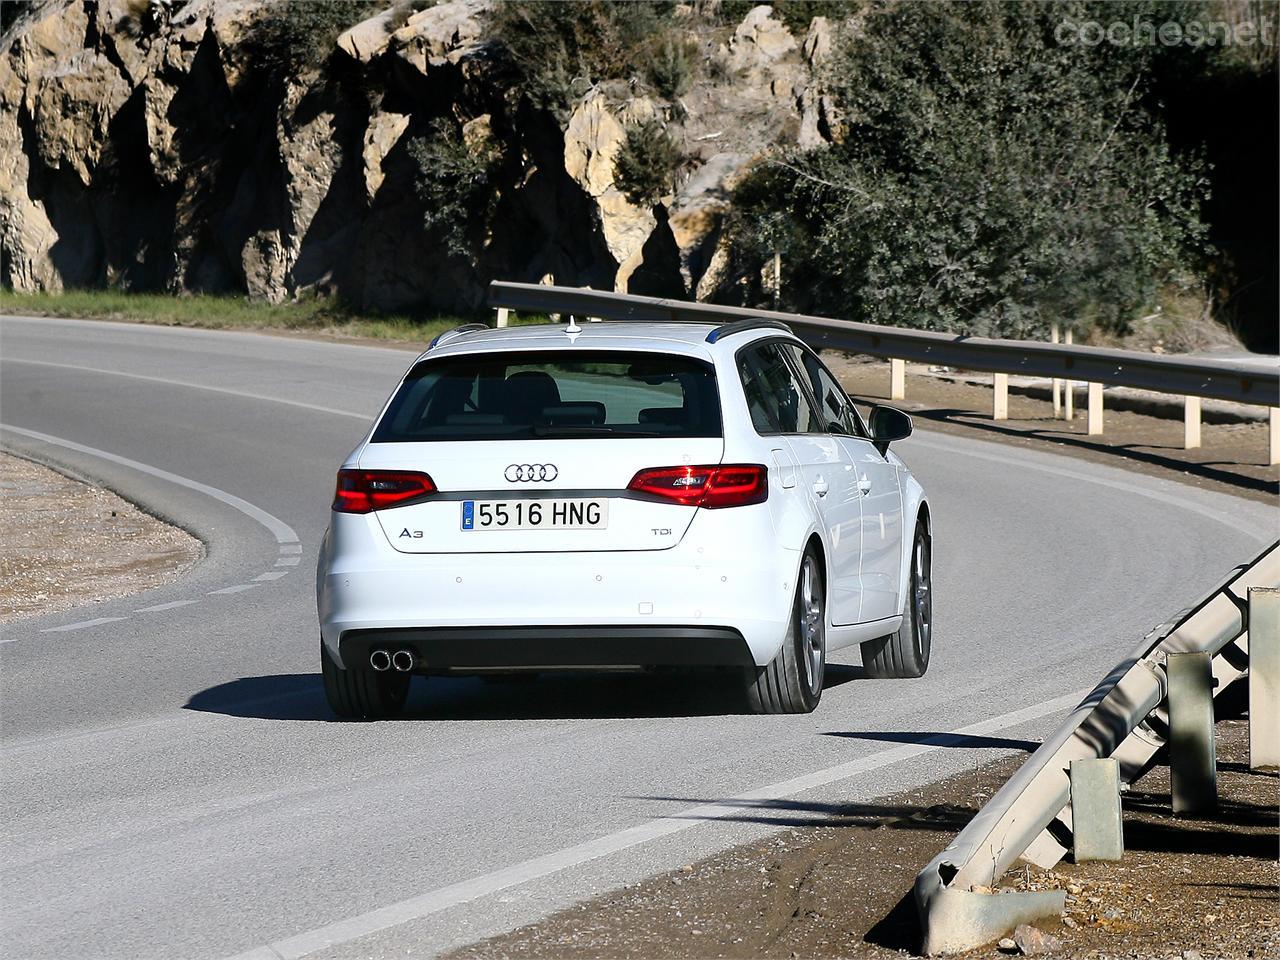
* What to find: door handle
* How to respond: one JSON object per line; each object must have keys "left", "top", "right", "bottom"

{"left": 857, "top": 476, "right": 873, "bottom": 495}
{"left": 813, "top": 477, "right": 829, "bottom": 498}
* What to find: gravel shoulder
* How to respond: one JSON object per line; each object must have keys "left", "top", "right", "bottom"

{"left": 0, "top": 452, "right": 203, "bottom": 624}
{"left": 826, "top": 356, "right": 1278, "bottom": 507}
{"left": 446, "top": 719, "right": 1277, "bottom": 960}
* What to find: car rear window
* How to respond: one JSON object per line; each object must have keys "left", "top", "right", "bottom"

{"left": 372, "top": 350, "right": 722, "bottom": 442}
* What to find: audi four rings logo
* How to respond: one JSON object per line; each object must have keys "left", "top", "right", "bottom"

{"left": 505, "top": 463, "right": 558, "bottom": 482}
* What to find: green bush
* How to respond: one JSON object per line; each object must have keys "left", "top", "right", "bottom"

{"left": 729, "top": 0, "right": 1209, "bottom": 338}
{"left": 772, "top": 1, "right": 857, "bottom": 32}
{"left": 407, "top": 119, "right": 502, "bottom": 258}
{"left": 708, "top": 0, "right": 854, "bottom": 32}
{"left": 248, "top": 0, "right": 383, "bottom": 74}
{"left": 646, "top": 36, "right": 699, "bottom": 100}
{"left": 487, "top": 2, "right": 678, "bottom": 119}
{"left": 614, "top": 119, "right": 681, "bottom": 206}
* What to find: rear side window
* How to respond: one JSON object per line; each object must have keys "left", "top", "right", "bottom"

{"left": 372, "top": 350, "right": 722, "bottom": 442}
{"left": 780, "top": 344, "right": 869, "bottom": 439}
{"left": 736, "top": 343, "right": 821, "bottom": 434}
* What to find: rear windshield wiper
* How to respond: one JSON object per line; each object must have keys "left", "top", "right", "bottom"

{"left": 530, "top": 425, "right": 662, "bottom": 438}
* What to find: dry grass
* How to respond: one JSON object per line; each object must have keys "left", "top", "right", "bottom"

{"left": 0, "top": 290, "right": 552, "bottom": 344}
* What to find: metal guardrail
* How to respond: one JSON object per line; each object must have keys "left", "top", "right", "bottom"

{"left": 912, "top": 541, "right": 1279, "bottom": 954}
{"left": 488, "top": 282, "right": 1280, "bottom": 408}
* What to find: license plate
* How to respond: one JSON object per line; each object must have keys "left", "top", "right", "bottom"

{"left": 461, "top": 499, "right": 608, "bottom": 531}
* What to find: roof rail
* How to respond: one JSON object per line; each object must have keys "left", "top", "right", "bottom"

{"left": 429, "top": 323, "right": 490, "bottom": 349}
{"left": 705, "top": 318, "right": 794, "bottom": 344}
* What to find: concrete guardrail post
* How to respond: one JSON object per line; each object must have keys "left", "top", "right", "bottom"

{"left": 1087, "top": 382, "right": 1103, "bottom": 435}
{"left": 993, "top": 373, "right": 1008, "bottom": 421}
{"left": 890, "top": 358, "right": 905, "bottom": 401}
{"left": 1167, "top": 651, "right": 1217, "bottom": 814}
{"left": 1184, "top": 396, "right": 1201, "bottom": 450}
{"left": 495, "top": 307, "right": 510, "bottom": 328}
{"left": 1069, "top": 758, "right": 1123, "bottom": 861}
{"left": 1248, "top": 586, "right": 1279, "bottom": 770}
{"left": 1270, "top": 408, "right": 1279, "bottom": 465}
{"left": 1051, "top": 324, "right": 1062, "bottom": 418}
{"left": 1063, "top": 329, "right": 1075, "bottom": 420}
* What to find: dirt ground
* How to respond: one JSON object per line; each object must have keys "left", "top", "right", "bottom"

{"left": 0, "top": 452, "right": 203, "bottom": 624}
{"left": 825, "top": 355, "right": 1279, "bottom": 508}
{"left": 447, "top": 719, "right": 1277, "bottom": 960}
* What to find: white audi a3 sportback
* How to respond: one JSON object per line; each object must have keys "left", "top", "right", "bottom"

{"left": 317, "top": 318, "right": 932, "bottom": 717}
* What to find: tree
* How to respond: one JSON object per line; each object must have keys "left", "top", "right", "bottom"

{"left": 408, "top": 120, "right": 502, "bottom": 258}
{"left": 613, "top": 120, "right": 681, "bottom": 206}
{"left": 730, "top": 0, "right": 1209, "bottom": 338}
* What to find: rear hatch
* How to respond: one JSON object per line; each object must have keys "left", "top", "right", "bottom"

{"left": 357, "top": 348, "right": 726, "bottom": 554}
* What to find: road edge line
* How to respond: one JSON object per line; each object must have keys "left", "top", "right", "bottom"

{"left": 219, "top": 688, "right": 1088, "bottom": 960}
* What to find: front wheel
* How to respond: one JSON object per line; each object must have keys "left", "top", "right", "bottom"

{"left": 320, "top": 639, "right": 411, "bottom": 719}
{"left": 744, "top": 546, "right": 826, "bottom": 714}
{"left": 861, "top": 520, "right": 932, "bottom": 679}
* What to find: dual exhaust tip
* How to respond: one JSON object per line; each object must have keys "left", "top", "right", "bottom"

{"left": 370, "top": 648, "right": 415, "bottom": 673}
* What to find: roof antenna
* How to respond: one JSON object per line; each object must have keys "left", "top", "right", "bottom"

{"left": 564, "top": 314, "right": 582, "bottom": 334}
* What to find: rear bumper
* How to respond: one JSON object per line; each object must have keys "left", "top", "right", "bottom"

{"left": 317, "top": 508, "right": 796, "bottom": 668}
{"left": 339, "top": 625, "right": 754, "bottom": 672}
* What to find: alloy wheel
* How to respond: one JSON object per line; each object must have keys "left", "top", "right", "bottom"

{"left": 800, "top": 555, "right": 825, "bottom": 695}
{"left": 912, "top": 534, "right": 932, "bottom": 664}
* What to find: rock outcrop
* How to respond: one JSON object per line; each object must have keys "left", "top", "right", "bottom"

{"left": 1, "top": 0, "right": 842, "bottom": 310}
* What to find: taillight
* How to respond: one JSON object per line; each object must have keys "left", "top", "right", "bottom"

{"left": 332, "top": 469, "right": 436, "bottom": 513}
{"left": 626, "top": 464, "right": 768, "bottom": 509}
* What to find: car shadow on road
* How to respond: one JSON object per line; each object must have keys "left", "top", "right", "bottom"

{"left": 631, "top": 794, "right": 978, "bottom": 832}
{"left": 823, "top": 730, "right": 1040, "bottom": 751}
{"left": 186, "top": 664, "right": 868, "bottom": 721}
{"left": 184, "top": 674, "right": 330, "bottom": 721}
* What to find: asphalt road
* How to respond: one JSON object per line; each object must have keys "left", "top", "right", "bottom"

{"left": 1, "top": 316, "right": 1273, "bottom": 960}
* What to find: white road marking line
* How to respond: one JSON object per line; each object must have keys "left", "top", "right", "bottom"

{"left": 275, "top": 557, "right": 301, "bottom": 567}
{"left": 279, "top": 544, "right": 304, "bottom": 555}
{"left": 219, "top": 688, "right": 1089, "bottom": 960}
{"left": 135, "top": 599, "right": 201, "bottom": 613}
{"left": 209, "top": 584, "right": 257, "bottom": 596}
{"left": 38, "top": 617, "right": 126, "bottom": 634}
{"left": 0, "top": 425, "right": 300, "bottom": 545}
{"left": 253, "top": 571, "right": 289, "bottom": 582}
{"left": 4, "top": 358, "right": 371, "bottom": 421}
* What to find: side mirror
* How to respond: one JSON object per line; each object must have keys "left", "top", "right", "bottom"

{"left": 868, "top": 404, "right": 912, "bottom": 455}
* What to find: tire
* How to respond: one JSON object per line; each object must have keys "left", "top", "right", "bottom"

{"left": 861, "top": 520, "right": 932, "bottom": 679}
{"left": 745, "top": 546, "right": 826, "bottom": 714}
{"left": 320, "top": 638, "right": 411, "bottom": 719}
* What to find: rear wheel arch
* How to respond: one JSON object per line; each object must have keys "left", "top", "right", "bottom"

{"left": 804, "top": 532, "right": 828, "bottom": 598}
{"left": 744, "top": 540, "right": 827, "bottom": 714}
{"left": 916, "top": 500, "right": 932, "bottom": 536}
{"left": 896, "top": 499, "right": 931, "bottom": 615}
{"left": 862, "top": 519, "right": 932, "bottom": 679}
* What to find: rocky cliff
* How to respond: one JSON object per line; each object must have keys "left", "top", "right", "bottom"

{"left": 1, "top": 1, "right": 838, "bottom": 312}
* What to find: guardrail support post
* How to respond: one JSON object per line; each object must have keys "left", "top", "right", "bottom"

{"left": 1063, "top": 329, "right": 1075, "bottom": 420}
{"left": 1051, "top": 325, "right": 1062, "bottom": 417}
{"left": 1184, "top": 396, "right": 1201, "bottom": 449}
{"left": 1270, "top": 407, "right": 1279, "bottom": 465}
{"left": 495, "top": 307, "right": 510, "bottom": 328}
{"left": 993, "top": 373, "right": 1008, "bottom": 421}
{"left": 1087, "top": 382, "right": 1103, "bottom": 435}
{"left": 890, "top": 358, "right": 905, "bottom": 401}
{"left": 1069, "top": 758, "right": 1123, "bottom": 861}
{"left": 1248, "top": 587, "right": 1279, "bottom": 770}
{"left": 1167, "top": 652, "right": 1217, "bottom": 814}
